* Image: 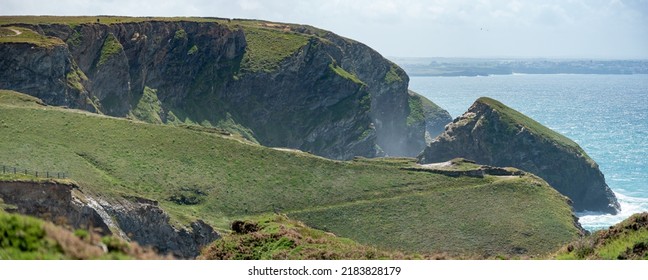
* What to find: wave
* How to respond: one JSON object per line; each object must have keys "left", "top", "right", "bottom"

{"left": 576, "top": 192, "right": 648, "bottom": 231}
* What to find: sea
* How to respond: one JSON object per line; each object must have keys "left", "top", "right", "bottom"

{"left": 408, "top": 74, "right": 648, "bottom": 232}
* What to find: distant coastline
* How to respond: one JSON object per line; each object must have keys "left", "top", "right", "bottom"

{"left": 391, "top": 57, "right": 648, "bottom": 77}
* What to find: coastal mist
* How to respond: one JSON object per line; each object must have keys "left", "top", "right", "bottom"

{"left": 409, "top": 74, "right": 648, "bottom": 231}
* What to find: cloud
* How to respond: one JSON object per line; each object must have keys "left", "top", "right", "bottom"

{"left": 1, "top": 0, "right": 646, "bottom": 58}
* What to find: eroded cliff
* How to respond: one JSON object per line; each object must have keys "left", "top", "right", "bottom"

{"left": 0, "top": 18, "right": 443, "bottom": 159}
{"left": 0, "top": 179, "right": 219, "bottom": 258}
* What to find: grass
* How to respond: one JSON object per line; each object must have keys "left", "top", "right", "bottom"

{"left": 407, "top": 92, "right": 425, "bottom": 126}
{"left": 130, "top": 87, "right": 163, "bottom": 124}
{"left": 554, "top": 212, "right": 648, "bottom": 260}
{"left": 187, "top": 45, "right": 198, "bottom": 55}
{"left": 476, "top": 97, "right": 593, "bottom": 163}
{"left": 384, "top": 64, "right": 403, "bottom": 84}
{"left": 329, "top": 63, "right": 366, "bottom": 85}
{"left": 240, "top": 26, "right": 310, "bottom": 73}
{"left": 0, "top": 89, "right": 581, "bottom": 257}
{"left": 289, "top": 174, "right": 579, "bottom": 258}
{"left": 0, "top": 26, "right": 64, "bottom": 47}
{"left": 199, "top": 214, "right": 409, "bottom": 260}
{"left": 97, "top": 33, "right": 123, "bottom": 67}
{"left": 66, "top": 65, "right": 88, "bottom": 92}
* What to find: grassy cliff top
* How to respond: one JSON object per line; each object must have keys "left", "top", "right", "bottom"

{"left": 475, "top": 97, "right": 592, "bottom": 162}
{"left": 0, "top": 90, "right": 580, "bottom": 257}
{"left": 0, "top": 26, "right": 64, "bottom": 47}
{"left": 0, "top": 15, "right": 230, "bottom": 25}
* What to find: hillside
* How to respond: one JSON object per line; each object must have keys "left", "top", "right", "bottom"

{"left": 418, "top": 97, "right": 619, "bottom": 214}
{"left": 0, "top": 16, "right": 447, "bottom": 159}
{"left": 0, "top": 90, "right": 582, "bottom": 258}
{"left": 555, "top": 212, "right": 648, "bottom": 260}
{"left": 199, "top": 214, "right": 409, "bottom": 260}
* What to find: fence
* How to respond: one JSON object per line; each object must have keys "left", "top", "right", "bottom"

{"left": 1, "top": 164, "right": 68, "bottom": 179}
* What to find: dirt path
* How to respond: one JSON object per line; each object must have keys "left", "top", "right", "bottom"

{"left": 10, "top": 28, "right": 22, "bottom": 36}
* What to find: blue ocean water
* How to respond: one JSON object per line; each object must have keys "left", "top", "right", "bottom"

{"left": 408, "top": 74, "right": 648, "bottom": 231}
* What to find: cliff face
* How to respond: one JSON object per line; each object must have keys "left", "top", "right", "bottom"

{"left": 0, "top": 180, "right": 219, "bottom": 258}
{"left": 407, "top": 90, "right": 452, "bottom": 143}
{"left": 0, "top": 19, "right": 434, "bottom": 159}
{"left": 418, "top": 97, "right": 620, "bottom": 214}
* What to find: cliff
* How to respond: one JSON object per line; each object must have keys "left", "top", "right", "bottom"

{"left": 0, "top": 17, "right": 443, "bottom": 159}
{"left": 418, "top": 97, "right": 620, "bottom": 214}
{"left": 407, "top": 90, "right": 452, "bottom": 143}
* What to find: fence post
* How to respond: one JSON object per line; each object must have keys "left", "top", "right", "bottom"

{"left": 35, "top": 171, "right": 38, "bottom": 177}
{"left": 46, "top": 171, "right": 49, "bottom": 178}
{"left": 13, "top": 167, "right": 16, "bottom": 174}
{"left": 2, "top": 166, "right": 5, "bottom": 173}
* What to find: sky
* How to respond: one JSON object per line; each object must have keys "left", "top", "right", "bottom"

{"left": 2, "top": 0, "right": 647, "bottom": 59}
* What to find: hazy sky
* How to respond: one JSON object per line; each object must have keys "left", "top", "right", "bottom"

{"left": 2, "top": 0, "right": 647, "bottom": 59}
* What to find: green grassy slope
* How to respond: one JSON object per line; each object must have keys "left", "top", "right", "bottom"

{"left": 0, "top": 90, "right": 580, "bottom": 257}
{"left": 555, "top": 212, "right": 648, "bottom": 260}
{"left": 199, "top": 214, "right": 410, "bottom": 260}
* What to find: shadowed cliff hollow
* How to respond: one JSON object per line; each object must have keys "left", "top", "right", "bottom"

{"left": 0, "top": 17, "right": 448, "bottom": 159}
{"left": 418, "top": 97, "right": 620, "bottom": 214}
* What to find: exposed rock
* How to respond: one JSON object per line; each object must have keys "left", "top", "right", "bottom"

{"left": 0, "top": 180, "right": 219, "bottom": 258}
{"left": 418, "top": 97, "right": 620, "bottom": 214}
{"left": 403, "top": 159, "right": 526, "bottom": 178}
{"left": 0, "top": 19, "right": 438, "bottom": 160}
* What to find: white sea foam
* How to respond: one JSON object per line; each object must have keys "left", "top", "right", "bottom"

{"left": 576, "top": 192, "right": 648, "bottom": 232}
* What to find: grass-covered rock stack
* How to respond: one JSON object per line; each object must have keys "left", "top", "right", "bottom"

{"left": 418, "top": 97, "right": 619, "bottom": 214}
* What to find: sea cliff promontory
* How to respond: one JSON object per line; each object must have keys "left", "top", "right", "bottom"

{"left": 418, "top": 97, "right": 620, "bottom": 214}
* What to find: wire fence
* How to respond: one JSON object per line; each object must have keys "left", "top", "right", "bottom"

{"left": 1, "top": 164, "right": 68, "bottom": 179}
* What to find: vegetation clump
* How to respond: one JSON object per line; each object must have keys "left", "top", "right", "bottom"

{"left": 407, "top": 93, "right": 425, "bottom": 126}
{"left": 187, "top": 44, "right": 198, "bottom": 55}
{"left": 130, "top": 87, "right": 163, "bottom": 124}
{"left": 384, "top": 64, "right": 403, "bottom": 84}
{"left": 168, "top": 187, "right": 207, "bottom": 205}
{"left": 329, "top": 63, "right": 365, "bottom": 85}
{"left": 173, "top": 29, "right": 186, "bottom": 40}
{"left": 0, "top": 211, "right": 167, "bottom": 259}
{"left": 240, "top": 26, "right": 309, "bottom": 73}
{"left": 97, "top": 33, "right": 123, "bottom": 67}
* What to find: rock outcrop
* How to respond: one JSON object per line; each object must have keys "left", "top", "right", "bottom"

{"left": 0, "top": 18, "right": 441, "bottom": 159}
{"left": 418, "top": 97, "right": 620, "bottom": 214}
{"left": 0, "top": 180, "right": 219, "bottom": 258}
